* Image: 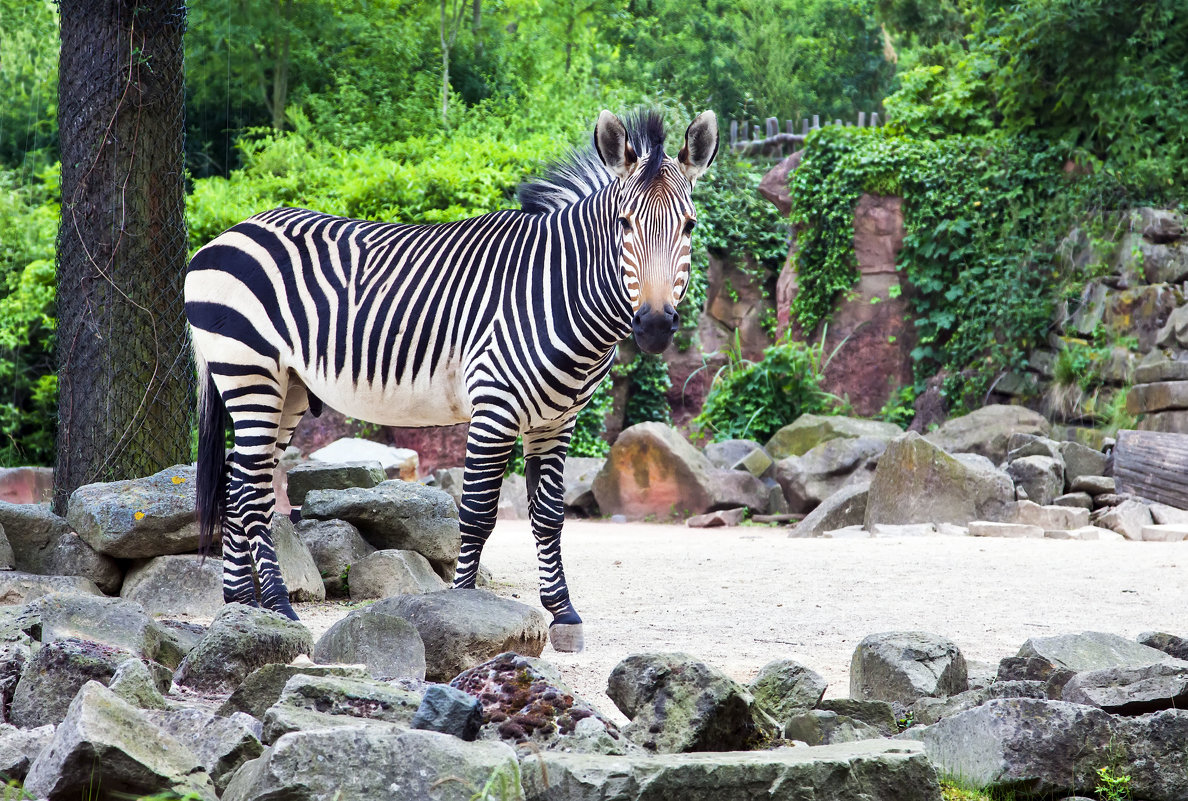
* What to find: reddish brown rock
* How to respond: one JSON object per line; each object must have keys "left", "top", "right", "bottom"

{"left": 0, "top": 468, "right": 53, "bottom": 505}
{"left": 758, "top": 151, "right": 802, "bottom": 217}
{"left": 592, "top": 423, "right": 717, "bottom": 521}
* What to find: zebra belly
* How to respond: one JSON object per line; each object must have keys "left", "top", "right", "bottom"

{"left": 296, "top": 363, "right": 473, "bottom": 428}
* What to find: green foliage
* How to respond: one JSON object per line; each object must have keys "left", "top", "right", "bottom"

{"left": 789, "top": 124, "right": 1123, "bottom": 407}
{"left": 877, "top": 384, "right": 918, "bottom": 428}
{"left": 570, "top": 381, "right": 614, "bottom": 458}
{"left": 0, "top": 0, "right": 58, "bottom": 171}
{"left": 693, "top": 336, "right": 841, "bottom": 443}
{"left": 470, "top": 760, "right": 524, "bottom": 801}
{"left": 1095, "top": 765, "right": 1132, "bottom": 801}
{"left": 616, "top": 354, "right": 672, "bottom": 428}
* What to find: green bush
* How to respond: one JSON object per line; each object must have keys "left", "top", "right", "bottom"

{"left": 693, "top": 337, "right": 841, "bottom": 443}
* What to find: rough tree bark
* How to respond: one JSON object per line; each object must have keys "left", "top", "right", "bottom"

{"left": 55, "top": 0, "right": 191, "bottom": 513}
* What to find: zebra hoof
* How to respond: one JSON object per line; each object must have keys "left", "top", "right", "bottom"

{"left": 549, "top": 623, "right": 584, "bottom": 653}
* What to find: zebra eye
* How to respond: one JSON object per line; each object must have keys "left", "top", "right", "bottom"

{"left": 684, "top": 219, "right": 696, "bottom": 236}
{"left": 618, "top": 217, "right": 631, "bottom": 232}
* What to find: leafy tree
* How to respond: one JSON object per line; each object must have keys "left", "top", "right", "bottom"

{"left": 0, "top": 0, "right": 58, "bottom": 171}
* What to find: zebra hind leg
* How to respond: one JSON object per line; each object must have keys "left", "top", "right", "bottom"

{"left": 524, "top": 425, "right": 583, "bottom": 653}
{"left": 220, "top": 375, "right": 298, "bottom": 620}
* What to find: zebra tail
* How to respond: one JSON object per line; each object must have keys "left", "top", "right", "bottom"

{"left": 196, "top": 363, "right": 228, "bottom": 558}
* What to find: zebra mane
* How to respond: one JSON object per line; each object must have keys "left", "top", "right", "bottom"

{"left": 517, "top": 111, "right": 668, "bottom": 215}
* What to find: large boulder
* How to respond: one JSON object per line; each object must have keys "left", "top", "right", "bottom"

{"left": 924, "top": 405, "right": 1050, "bottom": 463}
{"left": 363, "top": 590, "right": 547, "bottom": 682}
{"left": 271, "top": 516, "right": 326, "bottom": 602}
{"left": 220, "top": 661, "right": 371, "bottom": 720}
{"left": 520, "top": 740, "right": 942, "bottom": 801}
{"left": 9, "top": 637, "right": 136, "bottom": 728}
{"left": 1059, "top": 441, "right": 1108, "bottom": 485}
{"left": 66, "top": 465, "right": 200, "bottom": 558}
{"left": 0, "top": 501, "right": 71, "bottom": 568}
{"left": 34, "top": 531, "right": 122, "bottom": 595}
{"left": 749, "top": 658, "right": 828, "bottom": 722}
{"left": 24, "top": 682, "right": 217, "bottom": 800}
{"left": 222, "top": 727, "right": 518, "bottom": 801}
{"left": 793, "top": 484, "right": 868, "bottom": 537}
{"left": 295, "top": 518, "right": 374, "bottom": 598}
{"left": 773, "top": 436, "right": 885, "bottom": 513}
{"left": 1007, "top": 456, "right": 1064, "bottom": 506}
{"left": 783, "top": 709, "right": 885, "bottom": 746}
{"left": 865, "top": 433, "right": 1014, "bottom": 527}
{"left": 563, "top": 457, "right": 605, "bottom": 514}
{"left": 1016, "top": 631, "right": 1170, "bottom": 677}
{"left": 120, "top": 554, "right": 223, "bottom": 618}
{"left": 765, "top": 415, "right": 901, "bottom": 460}
{"left": 591, "top": 423, "right": 719, "bottom": 521}
{"left": 452, "top": 652, "right": 629, "bottom": 755}
{"left": 1061, "top": 660, "right": 1188, "bottom": 713}
{"left": 850, "top": 632, "right": 968, "bottom": 705}
{"left": 0, "top": 573, "right": 102, "bottom": 606}
{"left": 0, "top": 723, "right": 55, "bottom": 782}
{"left": 920, "top": 699, "right": 1113, "bottom": 795}
{"left": 301, "top": 480, "right": 460, "bottom": 580}
{"left": 261, "top": 673, "right": 422, "bottom": 744}
{"left": 175, "top": 604, "right": 315, "bottom": 692}
{"left": 347, "top": 549, "right": 447, "bottom": 600}
{"left": 285, "top": 460, "right": 385, "bottom": 506}
{"left": 22, "top": 593, "right": 185, "bottom": 668}
{"left": 107, "top": 658, "right": 168, "bottom": 710}
{"left": 607, "top": 652, "right": 759, "bottom": 753}
{"left": 314, "top": 603, "right": 427, "bottom": 680}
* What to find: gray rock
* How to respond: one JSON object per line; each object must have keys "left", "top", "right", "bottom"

{"left": 1138, "top": 631, "right": 1188, "bottom": 661}
{"left": 23, "top": 592, "right": 185, "bottom": 668}
{"left": 1006, "top": 433, "right": 1062, "bottom": 462}
{"left": 1070, "top": 474, "right": 1115, "bottom": 495}
{"left": 24, "top": 682, "right": 216, "bottom": 800}
{"left": 1150, "top": 502, "right": 1188, "bottom": 525}
{"left": 452, "top": 652, "right": 631, "bottom": 755}
{"left": 498, "top": 472, "right": 531, "bottom": 519}
{"left": 564, "top": 456, "right": 605, "bottom": 514}
{"left": 1054, "top": 492, "right": 1093, "bottom": 509}
{"left": 296, "top": 518, "right": 374, "bottom": 598}
{"left": 792, "top": 484, "right": 867, "bottom": 537}
{"left": 301, "top": 480, "right": 460, "bottom": 581}
{"left": 272, "top": 515, "right": 327, "bottom": 602}
{"left": 1010, "top": 500, "right": 1090, "bottom": 531}
{"left": 175, "top": 604, "right": 315, "bottom": 692}
{"left": 144, "top": 707, "right": 264, "bottom": 793}
{"left": 285, "top": 460, "right": 385, "bottom": 507}
{"left": 520, "top": 740, "right": 942, "bottom": 801}
{"left": 261, "top": 673, "right": 422, "bottom": 744}
{"left": 920, "top": 699, "right": 1113, "bottom": 795}
{"left": 158, "top": 618, "right": 207, "bottom": 655}
{"left": 432, "top": 467, "right": 464, "bottom": 509}
{"left": 222, "top": 727, "right": 518, "bottom": 801}
{"left": 36, "top": 531, "right": 122, "bottom": 595}
{"left": 816, "top": 698, "right": 899, "bottom": 735}
{"left": 348, "top": 548, "right": 447, "bottom": 600}
{"left": 910, "top": 681, "right": 1048, "bottom": 726}
{"left": 0, "top": 525, "right": 12, "bottom": 570}
{"left": 410, "top": 683, "right": 483, "bottom": 740}
{"left": 850, "top": 632, "right": 968, "bottom": 705}
{"left": 686, "top": 507, "right": 747, "bottom": 528}
{"left": 1096, "top": 498, "right": 1154, "bottom": 540}
{"left": 784, "top": 709, "right": 884, "bottom": 745}
{"left": 120, "top": 554, "right": 223, "bottom": 618}
{"left": 1008, "top": 455, "right": 1064, "bottom": 506}
{"left": 0, "top": 501, "right": 71, "bottom": 569}
{"left": 710, "top": 469, "right": 770, "bottom": 514}
{"left": 0, "top": 572, "right": 102, "bottom": 605}
{"left": 765, "top": 415, "right": 902, "bottom": 460}
{"left": 607, "top": 652, "right": 758, "bottom": 753}
{"left": 924, "top": 405, "right": 1050, "bottom": 463}
{"left": 67, "top": 464, "right": 201, "bottom": 558}
{"left": 704, "top": 439, "right": 764, "bottom": 470}
{"left": 10, "top": 637, "right": 137, "bottom": 728}
{"left": 969, "top": 521, "right": 1044, "bottom": 538}
{"left": 364, "top": 590, "right": 547, "bottom": 682}
{"left": 220, "top": 661, "right": 371, "bottom": 720}
{"left": 1117, "top": 709, "right": 1188, "bottom": 801}
{"left": 773, "top": 437, "right": 884, "bottom": 514}
{"left": 1061, "top": 660, "right": 1188, "bottom": 713}
{"left": 0, "top": 722, "right": 54, "bottom": 781}
{"left": 1137, "top": 207, "right": 1186, "bottom": 243}
{"left": 0, "top": 639, "right": 33, "bottom": 721}
{"left": 1017, "top": 631, "right": 1170, "bottom": 677}
{"left": 865, "top": 433, "right": 1014, "bottom": 527}
{"left": 108, "top": 657, "right": 167, "bottom": 709}
{"left": 748, "top": 658, "right": 827, "bottom": 722}
{"left": 314, "top": 603, "right": 426, "bottom": 680}
{"left": 737, "top": 447, "right": 775, "bottom": 478}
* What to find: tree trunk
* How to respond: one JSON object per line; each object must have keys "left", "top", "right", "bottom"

{"left": 272, "top": 0, "right": 291, "bottom": 130}
{"left": 55, "top": 0, "right": 192, "bottom": 513}
{"left": 472, "top": 0, "right": 482, "bottom": 58}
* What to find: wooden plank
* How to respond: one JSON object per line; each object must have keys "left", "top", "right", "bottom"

{"left": 730, "top": 120, "right": 739, "bottom": 146}
{"left": 1114, "top": 429, "right": 1188, "bottom": 510}
{"left": 766, "top": 117, "right": 778, "bottom": 137}
{"left": 858, "top": 111, "right": 866, "bottom": 127}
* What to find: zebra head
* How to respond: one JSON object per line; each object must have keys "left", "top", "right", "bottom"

{"left": 594, "top": 110, "right": 719, "bottom": 354}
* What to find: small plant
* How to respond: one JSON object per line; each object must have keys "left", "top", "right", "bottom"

{"left": 1095, "top": 766, "right": 1132, "bottom": 801}
{"left": 338, "top": 564, "right": 350, "bottom": 597}
{"left": 469, "top": 760, "right": 524, "bottom": 801}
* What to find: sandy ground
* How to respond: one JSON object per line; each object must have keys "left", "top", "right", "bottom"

{"left": 295, "top": 519, "right": 1188, "bottom": 725}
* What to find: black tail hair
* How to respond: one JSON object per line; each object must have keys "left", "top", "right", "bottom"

{"left": 196, "top": 366, "right": 228, "bottom": 557}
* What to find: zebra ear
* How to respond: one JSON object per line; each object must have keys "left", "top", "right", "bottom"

{"left": 594, "top": 110, "right": 638, "bottom": 181}
{"left": 678, "top": 110, "right": 719, "bottom": 185}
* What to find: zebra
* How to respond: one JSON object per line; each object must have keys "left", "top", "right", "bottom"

{"left": 184, "top": 109, "right": 719, "bottom": 651}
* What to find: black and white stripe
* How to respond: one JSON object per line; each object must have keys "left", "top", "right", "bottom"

{"left": 185, "top": 110, "right": 718, "bottom": 647}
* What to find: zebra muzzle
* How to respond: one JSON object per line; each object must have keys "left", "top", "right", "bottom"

{"left": 632, "top": 303, "right": 679, "bottom": 354}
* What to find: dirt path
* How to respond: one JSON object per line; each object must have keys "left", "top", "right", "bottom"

{"left": 297, "top": 519, "right": 1188, "bottom": 725}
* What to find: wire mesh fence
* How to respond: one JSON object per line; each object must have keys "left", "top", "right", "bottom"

{"left": 54, "top": 0, "right": 193, "bottom": 513}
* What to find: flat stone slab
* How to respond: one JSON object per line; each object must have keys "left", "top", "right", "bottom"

{"left": 1010, "top": 500, "right": 1090, "bottom": 530}
{"left": 969, "top": 521, "right": 1044, "bottom": 538}
{"left": 1126, "top": 381, "right": 1188, "bottom": 414}
{"left": 686, "top": 508, "right": 746, "bottom": 528}
{"left": 1142, "top": 524, "right": 1188, "bottom": 542}
{"left": 1062, "top": 659, "right": 1188, "bottom": 713}
{"left": 0, "top": 572, "right": 102, "bottom": 605}
{"left": 121, "top": 554, "right": 223, "bottom": 618}
{"left": 285, "top": 461, "right": 385, "bottom": 506}
{"left": 519, "top": 740, "right": 941, "bottom": 801}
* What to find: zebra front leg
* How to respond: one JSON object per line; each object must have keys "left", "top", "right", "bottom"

{"left": 453, "top": 409, "right": 517, "bottom": 590}
{"left": 524, "top": 423, "right": 583, "bottom": 652}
